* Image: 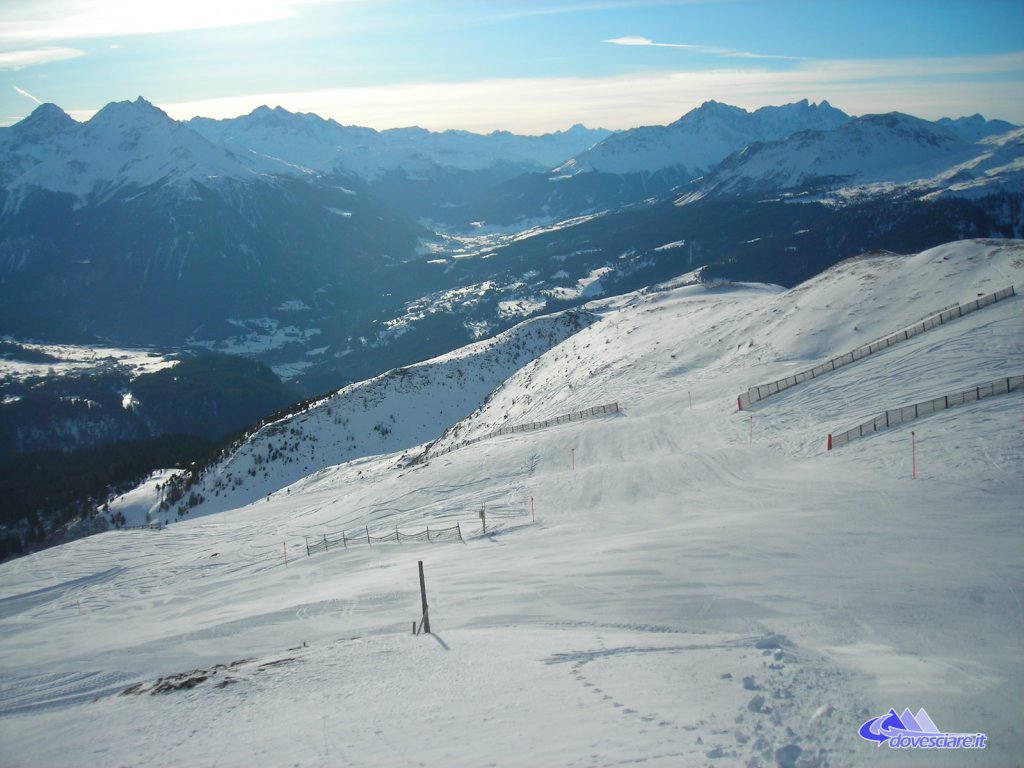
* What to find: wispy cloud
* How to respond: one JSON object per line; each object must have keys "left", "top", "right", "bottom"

{"left": 12, "top": 85, "right": 42, "bottom": 104}
{"left": 0, "top": 45, "right": 84, "bottom": 69}
{"left": 604, "top": 35, "right": 803, "bottom": 61}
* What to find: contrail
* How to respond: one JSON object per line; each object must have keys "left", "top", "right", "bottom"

{"left": 13, "top": 86, "right": 42, "bottom": 105}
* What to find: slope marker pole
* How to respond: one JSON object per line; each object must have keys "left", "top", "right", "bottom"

{"left": 911, "top": 431, "right": 916, "bottom": 480}
{"left": 418, "top": 561, "right": 430, "bottom": 635}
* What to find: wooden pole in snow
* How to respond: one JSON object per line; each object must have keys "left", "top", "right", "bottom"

{"left": 418, "top": 561, "right": 430, "bottom": 634}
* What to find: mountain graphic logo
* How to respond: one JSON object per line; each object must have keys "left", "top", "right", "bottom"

{"left": 858, "top": 708, "right": 987, "bottom": 750}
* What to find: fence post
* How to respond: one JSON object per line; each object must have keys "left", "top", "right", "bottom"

{"left": 342, "top": 531, "right": 347, "bottom": 548}
{"left": 396, "top": 525, "right": 400, "bottom": 543}
{"left": 457, "top": 522, "right": 463, "bottom": 541}
{"left": 366, "top": 526, "right": 371, "bottom": 546}
{"left": 305, "top": 536, "right": 310, "bottom": 557}
{"left": 324, "top": 534, "right": 328, "bottom": 552}
{"left": 479, "top": 505, "right": 486, "bottom": 534}
{"left": 426, "top": 525, "right": 431, "bottom": 542}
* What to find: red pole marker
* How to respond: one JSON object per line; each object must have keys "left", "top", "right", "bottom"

{"left": 827, "top": 434, "right": 832, "bottom": 452}
{"left": 737, "top": 396, "right": 743, "bottom": 411}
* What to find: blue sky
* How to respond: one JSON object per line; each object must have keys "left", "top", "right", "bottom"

{"left": 1, "top": 0, "right": 1022, "bottom": 132}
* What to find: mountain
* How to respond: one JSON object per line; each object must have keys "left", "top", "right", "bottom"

{"left": 556, "top": 99, "right": 851, "bottom": 177}
{"left": 1, "top": 98, "right": 271, "bottom": 204}
{"left": 937, "top": 113, "right": 1019, "bottom": 142}
{"left": 678, "top": 112, "right": 1024, "bottom": 203}
{"left": 188, "top": 107, "right": 611, "bottom": 179}
{"left": 456, "top": 100, "right": 851, "bottom": 226}
{"left": 1, "top": 96, "right": 1020, "bottom": 406}
{"left": 1, "top": 239, "right": 1021, "bottom": 766}
{"left": 188, "top": 107, "right": 611, "bottom": 221}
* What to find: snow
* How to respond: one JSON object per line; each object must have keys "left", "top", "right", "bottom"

{"left": 0, "top": 340, "right": 178, "bottom": 383}
{"left": 100, "top": 470, "right": 180, "bottom": 528}
{"left": 688, "top": 113, "right": 1024, "bottom": 204}
{"left": 1, "top": 239, "right": 1022, "bottom": 767}
{"left": 559, "top": 99, "right": 850, "bottom": 177}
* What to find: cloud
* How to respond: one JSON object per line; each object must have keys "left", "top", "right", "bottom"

{"left": 13, "top": 85, "right": 42, "bottom": 104}
{"left": 603, "top": 36, "right": 803, "bottom": 61}
{"left": 140, "top": 51, "right": 1024, "bottom": 133}
{"left": 0, "top": 46, "right": 84, "bottom": 70}
{"left": 0, "top": 0, "right": 337, "bottom": 45}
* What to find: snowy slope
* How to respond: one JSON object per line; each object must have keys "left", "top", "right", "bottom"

{"left": 556, "top": 99, "right": 850, "bottom": 176}
{"left": 169, "top": 309, "right": 598, "bottom": 520}
{"left": 0, "top": 239, "right": 1022, "bottom": 767}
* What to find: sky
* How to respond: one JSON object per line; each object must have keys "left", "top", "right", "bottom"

{"left": 0, "top": 0, "right": 1022, "bottom": 134}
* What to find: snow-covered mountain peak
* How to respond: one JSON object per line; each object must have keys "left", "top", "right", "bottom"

{"left": 557, "top": 98, "right": 851, "bottom": 177}
{"left": 937, "top": 113, "right": 1020, "bottom": 143}
{"left": 4, "top": 96, "right": 266, "bottom": 202}
{"left": 9, "top": 102, "right": 77, "bottom": 141}
{"left": 679, "top": 109, "right": 1012, "bottom": 203}
{"left": 86, "top": 96, "right": 177, "bottom": 133}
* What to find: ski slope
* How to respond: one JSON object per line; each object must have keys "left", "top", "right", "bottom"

{"left": 1, "top": 239, "right": 1022, "bottom": 767}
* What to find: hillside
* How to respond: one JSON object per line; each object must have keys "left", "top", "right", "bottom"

{"left": 0, "top": 239, "right": 1021, "bottom": 767}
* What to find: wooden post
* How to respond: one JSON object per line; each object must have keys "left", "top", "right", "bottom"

{"left": 342, "top": 531, "right": 347, "bottom": 548}
{"left": 418, "top": 560, "right": 430, "bottom": 634}
{"left": 323, "top": 534, "right": 328, "bottom": 552}
{"left": 426, "top": 525, "right": 431, "bottom": 542}
{"left": 479, "top": 504, "right": 486, "bottom": 534}
{"left": 396, "top": 525, "right": 400, "bottom": 543}
{"left": 457, "top": 522, "right": 462, "bottom": 541}
{"left": 305, "top": 536, "right": 310, "bottom": 557}
{"left": 366, "top": 525, "right": 371, "bottom": 546}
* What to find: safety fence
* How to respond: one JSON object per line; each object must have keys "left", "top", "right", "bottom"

{"left": 738, "top": 285, "right": 1016, "bottom": 410}
{"left": 423, "top": 402, "right": 621, "bottom": 460}
{"left": 304, "top": 523, "right": 464, "bottom": 556}
{"left": 828, "top": 374, "right": 1024, "bottom": 450}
